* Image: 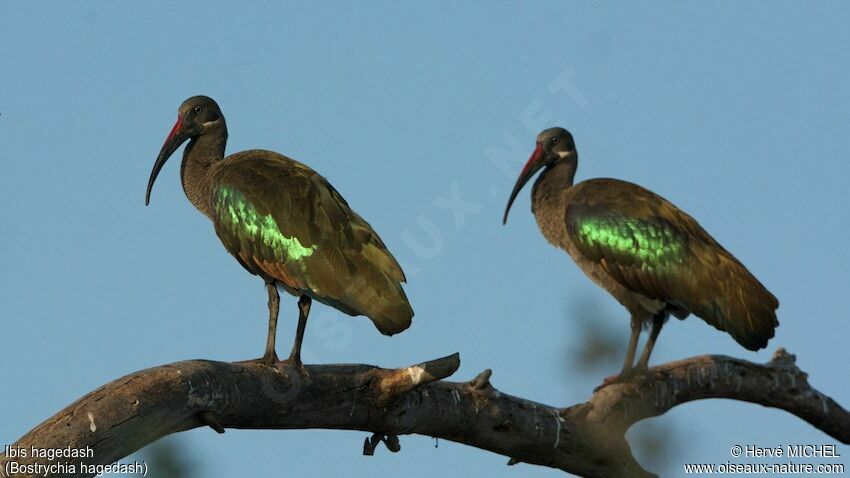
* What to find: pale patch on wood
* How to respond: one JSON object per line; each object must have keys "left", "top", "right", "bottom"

{"left": 406, "top": 366, "right": 426, "bottom": 384}
{"left": 87, "top": 412, "right": 96, "bottom": 432}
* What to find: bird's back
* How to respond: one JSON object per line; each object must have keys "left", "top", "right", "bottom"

{"left": 563, "top": 178, "right": 778, "bottom": 350}
{"left": 209, "top": 150, "right": 413, "bottom": 335}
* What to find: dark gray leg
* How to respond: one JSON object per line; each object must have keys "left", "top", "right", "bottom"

{"left": 635, "top": 313, "right": 666, "bottom": 372}
{"left": 620, "top": 315, "right": 642, "bottom": 376}
{"left": 262, "top": 281, "right": 280, "bottom": 365}
{"left": 595, "top": 314, "right": 644, "bottom": 391}
{"left": 287, "top": 295, "right": 311, "bottom": 365}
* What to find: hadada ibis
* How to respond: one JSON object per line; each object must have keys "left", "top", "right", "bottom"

{"left": 145, "top": 96, "right": 413, "bottom": 365}
{"left": 502, "top": 127, "right": 778, "bottom": 380}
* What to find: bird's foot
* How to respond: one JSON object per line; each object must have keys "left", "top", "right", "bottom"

{"left": 631, "top": 363, "right": 649, "bottom": 377}
{"left": 258, "top": 350, "right": 279, "bottom": 366}
{"left": 279, "top": 353, "right": 307, "bottom": 376}
{"left": 594, "top": 373, "right": 629, "bottom": 392}
{"left": 594, "top": 366, "right": 648, "bottom": 392}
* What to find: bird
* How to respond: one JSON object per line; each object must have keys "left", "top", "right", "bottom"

{"left": 502, "top": 127, "right": 778, "bottom": 382}
{"left": 145, "top": 95, "right": 413, "bottom": 365}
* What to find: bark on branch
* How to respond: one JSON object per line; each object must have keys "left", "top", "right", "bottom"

{"left": 1, "top": 349, "right": 846, "bottom": 478}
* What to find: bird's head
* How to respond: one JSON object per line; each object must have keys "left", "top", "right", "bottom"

{"left": 502, "top": 127, "right": 576, "bottom": 224}
{"left": 145, "top": 95, "right": 225, "bottom": 205}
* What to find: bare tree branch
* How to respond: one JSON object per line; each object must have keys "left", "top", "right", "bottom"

{"left": 1, "top": 349, "right": 846, "bottom": 478}
{"left": 579, "top": 348, "right": 849, "bottom": 441}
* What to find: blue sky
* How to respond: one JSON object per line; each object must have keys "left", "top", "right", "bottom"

{"left": 1, "top": 2, "right": 848, "bottom": 476}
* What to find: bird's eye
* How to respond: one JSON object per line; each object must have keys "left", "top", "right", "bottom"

{"left": 194, "top": 105, "right": 202, "bottom": 113}
{"left": 550, "top": 137, "right": 560, "bottom": 144}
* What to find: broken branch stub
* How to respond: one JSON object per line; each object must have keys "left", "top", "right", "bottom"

{"left": 370, "top": 353, "right": 461, "bottom": 406}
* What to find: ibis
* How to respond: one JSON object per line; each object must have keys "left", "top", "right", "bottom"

{"left": 503, "top": 127, "right": 778, "bottom": 381}
{"left": 145, "top": 96, "right": 413, "bottom": 365}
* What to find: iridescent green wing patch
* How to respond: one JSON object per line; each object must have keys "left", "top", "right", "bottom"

{"left": 213, "top": 185, "right": 316, "bottom": 263}
{"left": 567, "top": 204, "right": 687, "bottom": 271}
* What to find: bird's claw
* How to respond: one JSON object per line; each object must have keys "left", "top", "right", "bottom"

{"left": 594, "top": 374, "right": 627, "bottom": 392}
{"left": 258, "top": 351, "right": 279, "bottom": 366}
{"left": 594, "top": 366, "right": 648, "bottom": 392}
{"left": 280, "top": 355, "right": 307, "bottom": 376}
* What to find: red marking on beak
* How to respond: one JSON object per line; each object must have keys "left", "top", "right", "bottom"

{"left": 163, "top": 117, "right": 183, "bottom": 148}
{"left": 520, "top": 143, "right": 542, "bottom": 177}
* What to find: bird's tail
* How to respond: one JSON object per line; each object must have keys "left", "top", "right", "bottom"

{"left": 691, "top": 255, "right": 779, "bottom": 351}
{"left": 336, "top": 258, "right": 413, "bottom": 336}
{"left": 339, "top": 215, "right": 413, "bottom": 335}
{"left": 364, "top": 282, "right": 414, "bottom": 336}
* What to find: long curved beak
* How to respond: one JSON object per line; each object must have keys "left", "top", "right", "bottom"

{"left": 502, "top": 143, "right": 544, "bottom": 224}
{"left": 145, "top": 117, "right": 191, "bottom": 206}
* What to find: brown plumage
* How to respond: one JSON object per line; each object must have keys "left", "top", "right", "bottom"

{"left": 211, "top": 153, "right": 411, "bottom": 335}
{"left": 503, "top": 127, "right": 778, "bottom": 379}
{"left": 146, "top": 96, "right": 412, "bottom": 364}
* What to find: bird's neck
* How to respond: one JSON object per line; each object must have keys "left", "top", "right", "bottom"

{"left": 531, "top": 155, "right": 577, "bottom": 248}
{"left": 532, "top": 155, "right": 578, "bottom": 207}
{"left": 180, "top": 126, "right": 228, "bottom": 218}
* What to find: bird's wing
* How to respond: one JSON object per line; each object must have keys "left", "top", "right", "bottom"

{"left": 565, "top": 179, "right": 778, "bottom": 350}
{"left": 210, "top": 152, "right": 412, "bottom": 335}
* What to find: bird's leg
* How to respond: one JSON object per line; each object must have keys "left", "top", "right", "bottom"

{"left": 286, "top": 295, "right": 312, "bottom": 366}
{"left": 261, "top": 280, "right": 280, "bottom": 365}
{"left": 634, "top": 313, "right": 666, "bottom": 373}
{"left": 620, "top": 315, "right": 642, "bottom": 376}
{"left": 596, "top": 315, "right": 642, "bottom": 391}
